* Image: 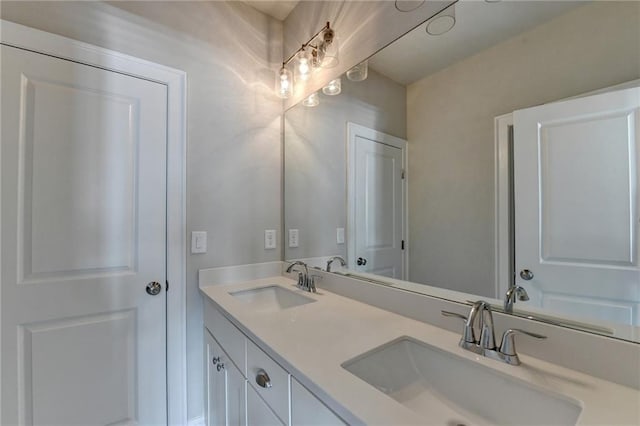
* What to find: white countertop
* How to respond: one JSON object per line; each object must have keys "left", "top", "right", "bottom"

{"left": 201, "top": 276, "right": 640, "bottom": 425}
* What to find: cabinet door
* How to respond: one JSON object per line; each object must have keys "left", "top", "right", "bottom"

{"left": 246, "top": 385, "right": 285, "bottom": 426}
{"left": 226, "top": 359, "right": 247, "bottom": 426}
{"left": 205, "top": 330, "right": 227, "bottom": 426}
{"left": 291, "top": 378, "right": 345, "bottom": 425}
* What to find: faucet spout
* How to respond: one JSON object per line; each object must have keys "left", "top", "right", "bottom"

{"left": 286, "top": 261, "right": 313, "bottom": 292}
{"left": 326, "top": 256, "right": 346, "bottom": 272}
{"left": 504, "top": 285, "right": 530, "bottom": 313}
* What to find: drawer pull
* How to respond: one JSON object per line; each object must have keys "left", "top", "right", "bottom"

{"left": 256, "top": 369, "right": 272, "bottom": 388}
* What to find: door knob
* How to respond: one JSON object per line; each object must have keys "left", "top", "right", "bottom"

{"left": 146, "top": 281, "right": 162, "bottom": 296}
{"left": 519, "top": 269, "right": 534, "bottom": 281}
{"left": 357, "top": 257, "right": 367, "bottom": 266}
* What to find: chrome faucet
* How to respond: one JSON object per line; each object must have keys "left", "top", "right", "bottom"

{"left": 504, "top": 285, "right": 530, "bottom": 313}
{"left": 443, "top": 300, "right": 546, "bottom": 365}
{"left": 326, "top": 256, "right": 346, "bottom": 272}
{"left": 285, "top": 261, "right": 316, "bottom": 293}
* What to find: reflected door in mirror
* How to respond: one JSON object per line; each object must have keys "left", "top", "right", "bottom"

{"left": 514, "top": 86, "right": 640, "bottom": 326}
{"left": 348, "top": 123, "right": 406, "bottom": 279}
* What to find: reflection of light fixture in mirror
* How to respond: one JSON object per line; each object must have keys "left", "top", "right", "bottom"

{"left": 322, "top": 78, "right": 341, "bottom": 96}
{"left": 426, "top": 5, "right": 455, "bottom": 36}
{"left": 302, "top": 92, "right": 320, "bottom": 107}
{"left": 275, "top": 22, "right": 338, "bottom": 98}
{"left": 276, "top": 66, "right": 293, "bottom": 99}
{"left": 347, "top": 60, "right": 368, "bottom": 82}
{"left": 395, "top": 0, "right": 425, "bottom": 12}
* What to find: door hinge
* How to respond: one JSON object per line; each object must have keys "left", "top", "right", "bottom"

{"left": 401, "top": 169, "right": 405, "bottom": 180}
{"left": 401, "top": 240, "right": 405, "bottom": 250}
{"left": 166, "top": 280, "right": 169, "bottom": 292}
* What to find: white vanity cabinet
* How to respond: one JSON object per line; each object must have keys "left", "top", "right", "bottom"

{"left": 204, "top": 329, "right": 246, "bottom": 426}
{"left": 204, "top": 299, "right": 345, "bottom": 426}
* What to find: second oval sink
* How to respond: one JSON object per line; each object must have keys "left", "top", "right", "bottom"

{"left": 342, "top": 336, "right": 582, "bottom": 426}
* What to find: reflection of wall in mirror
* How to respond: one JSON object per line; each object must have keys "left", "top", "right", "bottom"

{"left": 407, "top": 1, "right": 640, "bottom": 298}
{"left": 284, "top": 69, "right": 406, "bottom": 261}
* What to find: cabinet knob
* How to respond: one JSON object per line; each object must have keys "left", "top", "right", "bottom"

{"left": 216, "top": 363, "right": 225, "bottom": 372}
{"left": 255, "top": 369, "right": 272, "bottom": 388}
{"left": 212, "top": 356, "right": 221, "bottom": 365}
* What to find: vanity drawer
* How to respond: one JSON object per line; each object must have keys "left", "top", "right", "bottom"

{"left": 246, "top": 338, "right": 290, "bottom": 424}
{"left": 204, "top": 300, "right": 246, "bottom": 373}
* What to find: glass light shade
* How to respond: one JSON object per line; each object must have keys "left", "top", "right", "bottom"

{"left": 322, "top": 78, "right": 341, "bottom": 96}
{"left": 310, "top": 47, "right": 325, "bottom": 69}
{"left": 295, "top": 52, "right": 311, "bottom": 82}
{"left": 426, "top": 5, "right": 456, "bottom": 36}
{"left": 320, "top": 29, "right": 339, "bottom": 68}
{"left": 395, "top": 0, "right": 425, "bottom": 12}
{"left": 302, "top": 92, "right": 320, "bottom": 107}
{"left": 276, "top": 67, "right": 293, "bottom": 99}
{"left": 347, "top": 60, "right": 368, "bottom": 82}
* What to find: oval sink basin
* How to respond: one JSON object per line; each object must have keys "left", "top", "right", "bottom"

{"left": 342, "top": 337, "right": 582, "bottom": 426}
{"left": 229, "top": 285, "right": 315, "bottom": 312}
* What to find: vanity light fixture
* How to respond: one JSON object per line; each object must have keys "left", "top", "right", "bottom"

{"left": 302, "top": 92, "right": 320, "bottom": 107}
{"left": 426, "top": 4, "right": 456, "bottom": 36}
{"left": 347, "top": 60, "right": 369, "bottom": 82}
{"left": 322, "top": 78, "right": 342, "bottom": 96}
{"left": 276, "top": 22, "right": 338, "bottom": 99}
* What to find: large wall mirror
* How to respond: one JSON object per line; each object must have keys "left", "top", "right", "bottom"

{"left": 284, "top": 1, "right": 640, "bottom": 342}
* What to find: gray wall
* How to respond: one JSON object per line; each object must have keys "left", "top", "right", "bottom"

{"left": 0, "top": 1, "right": 282, "bottom": 420}
{"left": 284, "top": 70, "right": 406, "bottom": 260}
{"left": 407, "top": 1, "right": 640, "bottom": 297}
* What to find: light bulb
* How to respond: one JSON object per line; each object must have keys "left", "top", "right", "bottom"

{"left": 322, "top": 78, "right": 341, "bottom": 96}
{"left": 298, "top": 57, "right": 310, "bottom": 79}
{"left": 276, "top": 67, "right": 293, "bottom": 99}
{"left": 302, "top": 92, "right": 320, "bottom": 107}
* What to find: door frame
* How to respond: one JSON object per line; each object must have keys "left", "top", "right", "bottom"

{"left": 346, "top": 122, "right": 408, "bottom": 279}
{"left": 0, "top": 20, "right": 188, "bottom": 425}
{"left": 494, "top": 113, "right": 514, "bottom": 299}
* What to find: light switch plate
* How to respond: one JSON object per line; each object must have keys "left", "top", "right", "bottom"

{"left": 337, "top": 227, "right": 345, "bottom": 244}
{"left": 191, "top": 231, "right": 207, "bottom": 254}
{"left": 288, "top": 229, "right": 299, "bottom": 248}
{"left": 264, "top": 229, "right": 277, "bottom": 249}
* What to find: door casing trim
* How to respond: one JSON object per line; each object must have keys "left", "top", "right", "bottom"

{"left": 0, "top": 19, "right": 188, "bottom": 425}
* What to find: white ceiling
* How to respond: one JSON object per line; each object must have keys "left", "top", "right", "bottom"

{"left": 370, "top": 0, "right": 587, "bottom": 85}
{"left": 245, "top": 0, "right": 299, "bottom": 21}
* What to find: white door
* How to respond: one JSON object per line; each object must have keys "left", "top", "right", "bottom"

{"left": 348, "top": 123, "right": 406, "bottom": 279}
{"left": 1, "top": 45, "right": 168, "bottom": 425}
{"left": 513, "top": 86, "right": 640, "bottom": 326}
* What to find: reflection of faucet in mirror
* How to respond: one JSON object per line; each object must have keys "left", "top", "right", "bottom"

{"left": 504, "top": 286, "right": 530, "bottom": 314}
{"left": 326, "top": 256, "right": 346, "bottom": 272}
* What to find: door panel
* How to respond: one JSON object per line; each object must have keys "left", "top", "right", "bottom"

{"left": 1, "top": 45, "right": 168, "bottom": 425}
{"left": 352, "top": 131, "right": 405, "bottom": 279}
{"left": 513, "top": 86, "right": 640, "bottom": 326}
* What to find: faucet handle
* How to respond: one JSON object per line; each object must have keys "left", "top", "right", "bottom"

{"left": 441, "top": 311, "right": 475, "bottom": 344}
{"left": 499, "top": 328, "right": 547, "bottom": 356}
